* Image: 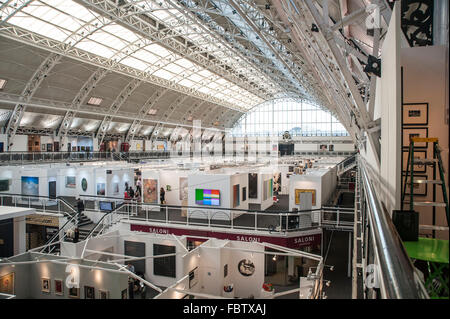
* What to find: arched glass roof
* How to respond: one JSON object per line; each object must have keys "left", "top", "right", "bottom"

{"left": 2, "top": 0, "right": 269, "bottom": 110}
{"left": 230, "top": 98, "right": 349, "bottom": 137}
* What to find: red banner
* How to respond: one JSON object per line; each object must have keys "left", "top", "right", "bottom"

{"left": 130, "top": 224, "right": 321, "bottom": 249}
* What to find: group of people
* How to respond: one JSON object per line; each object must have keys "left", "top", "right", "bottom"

{"left": 124, "top": 180, "right": 141, "bottom": 202}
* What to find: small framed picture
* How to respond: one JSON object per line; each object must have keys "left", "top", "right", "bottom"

{"left": 121, "top": 289, "right": 128, "bottom": 299}
{"left": 402, "top": 103, "right": 428, "bottom": 126}
{"left": 41, "top": 278, "right": 50, "bottom": 293}
{"left": 402, "top": 127, "right": 428, "bottom": 148}
{"left": 402, "top": 150, "right": 427, "bottom": 173}
{"left": 54, "top": 279, "right": 63, "bottom": 296}
{"left": 84, "top": 286, "right": 95, "bottom": 299}
{"left": 99, "top": 290, "right": 109, "bottom": 299}
{"left": 68, "top": 287, "right": 80, "bottom": 298}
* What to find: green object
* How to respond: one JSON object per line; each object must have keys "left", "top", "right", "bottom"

{"left": 195, "top": 189, "right": 203, "bottom": 201}
{"left": 404, "top": 238, "right": 449, "bottom": 264}
{"left": 404, "top": 238, "right": 449, "bottom": 298}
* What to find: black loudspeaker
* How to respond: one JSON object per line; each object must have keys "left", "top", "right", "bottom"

{"left": 392, "top": 210, "right": 419, "bottom": 241}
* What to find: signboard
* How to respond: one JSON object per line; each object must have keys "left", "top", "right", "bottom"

{"left": 130, "top": 224, "right": 321, "bottom": 249}
{"left": 26, "top": 215, "right": 60, "bottom": 227}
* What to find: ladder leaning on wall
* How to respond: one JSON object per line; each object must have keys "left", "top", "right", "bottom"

{"left": 402, "top": 137, "right": 449, "bottom": 235}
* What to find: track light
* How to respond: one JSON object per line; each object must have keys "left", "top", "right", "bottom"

{"left": 272, "top": 255, "right": 277, "bottom": 261}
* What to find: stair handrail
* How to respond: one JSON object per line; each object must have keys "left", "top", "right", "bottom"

{"left": 359, "top": 156, "right": 427, "bottom": 299}
{"left": 83, "top": 202, "right": 126, "bottom": 241}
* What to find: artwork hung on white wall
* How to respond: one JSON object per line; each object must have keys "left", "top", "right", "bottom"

{"left": 0, "top": 273, "right": 14, "bottom": 295}
{"left": 143, "top": 179, "right": 158, "bottom": 204}
{"left": 96, "top": 183, "right": 106, "bottom": 196}
{"left": 402, "top": 103, "right": 428, "bottom": 126}
{"left": 21, "top": 176, "right": 39, "bottom": 201}
{"left": 99, "top": 290, "right": 109, "bottom": 299}
{"left": 81, "top": 178, "right": 88, "bottom": 192}
{"left": 41, "top": 278, "right": 50, "bottom": 293}
{"left": 65, "top": 176, "right": 76, "bottom": 188}
{"left": 54, "top": 279, "right": 63, "bottom": 296}
{"left": 402, "top": 127, "right": 428, "bottom": 148}
{"left": 238, "top": 259, "right": 255, "bottom": 277}
{"left": 179, "top": 177, "right": 188, "bottom": 201}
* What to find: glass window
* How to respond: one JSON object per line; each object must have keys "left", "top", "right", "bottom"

{"left": 231, "top": 98, "right": 348, "bottom": 137}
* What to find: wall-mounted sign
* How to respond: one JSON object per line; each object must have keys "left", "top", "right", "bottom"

{"left": 26, "top": 215, "right": 59, "bottom": 227}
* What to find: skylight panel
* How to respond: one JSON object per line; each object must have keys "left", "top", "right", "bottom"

{"left": 75, "top": 40, "right": 116, "bottom": 59}
{"left": 207, "top": 82, "right": 219, "bottom": 89}
{"left": 133, "top": 49, "right": 160, "bottom": 64}
{"left": 176, "top": 58, "right": 195, "bottom": 69}
{"left": 46, "top": 0, "right": 97, "bottom": 22}
{"left": 178, "top": 79, "right": 196, "bottom": 88}
{"left": 8, "top": 16, "right": 68, "bottom": 41}
{"left": 153, "top": 69, "right": 174, "bottom": 81}
{"left": 197, "top": 69, "right": 214, "bottom": 78}
{"left": 146, "top": 43, "right": 171, "bottom": 57}
{"left": 102, "top": 24, "right": 140, "bottom": 43}
{"left": 121, "top": 57, "right": 148, "bottom": 71}
{"left": 187, "top": 74, "right": 203, "bottom": 83}
{"left": 164, "top": 63, "right": 185, "bottom": 74}
{"left": 88, "top": 31, "right": 127, "bottom": 51}
{"left": 198, "top": 87, "right": 212, "bottom": 95}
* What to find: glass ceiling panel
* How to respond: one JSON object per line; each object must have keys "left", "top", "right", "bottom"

{"left": 3, "top": 0, "right": 265, "bottom": 111}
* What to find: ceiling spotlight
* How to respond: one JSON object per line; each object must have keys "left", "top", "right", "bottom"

{"left": 311, "top": 23, "right": 319, "bottom": 32}
{"left": 272, "top": 255, "right": 277, "bottom": 261}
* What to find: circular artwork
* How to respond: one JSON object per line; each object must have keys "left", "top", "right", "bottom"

{"left": 238, "top": 259, "right": 255, "bottom": 277}
{"left": 81, "top": 178, "right": 88, "bottom": 192}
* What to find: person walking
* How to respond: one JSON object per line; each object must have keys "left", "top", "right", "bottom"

{"left": 75, "top": 198, "right": 84, "bottom": 226}
{"left": 160, "top": 187, "right": 166, "bottom": 205}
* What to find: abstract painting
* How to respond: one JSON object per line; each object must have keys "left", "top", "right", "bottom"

{"left": 238, "top": 259, "right": 255, "bottom": 277}
{"left": 96, "top": 183, "right": 106, "bottom": 196}
{"left": 21, "top": 176, "right": 39, "bottom": 201}
{"left": 232, "top": 184, "right": 240, "bottom": 208}
{"left": 143, "top": 179, "right": 158, "bottom": 204}
{"left": 295, "top": 189, "right": 316, "bottom": 206}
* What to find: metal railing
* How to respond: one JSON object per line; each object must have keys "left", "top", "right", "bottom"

{"left": 76, "top": 194, "right": 355, "bottom": 235}
{"left": 0, "top": 150, "right": 171, "bottom": 165}
{"left": 356, "top": 156, "right": 429, "bottom": 299}
{"left": 337, "top": 152, "right": 357, "bottom": 176}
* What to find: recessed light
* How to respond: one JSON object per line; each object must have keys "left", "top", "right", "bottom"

{"left": 0, "top": 79, "right": 6, "bottom": 89}
{"left": 87, "top": 97, "right": 102, "bottom": 106}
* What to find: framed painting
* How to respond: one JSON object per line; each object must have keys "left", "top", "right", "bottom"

{"left": 68, "top": 287, "right": 80, "bottom": 299}
{"left": 402, "top": 150, "right": 427, "bottom": 173}
{"left": 179, "top": 177, "right": 188, "bottom": 201}
{"left": 41, "top": 278, "right": 50, "bottom": 293}
{"left": 54, "top": 279, "right": 63, "bottom": 296}
{"left": 65, "top": 176, "right": 76, "bottom": 188}
{"left": 242, "top": 187, "right": 247, "bottom": 202}
{"left": 0, "top": 273, "right": 14, "bottom": 295}
{"left": 21, "top": 176, "right": 39, "bottom": 201}
{"left": 99, "top": 290, "right": 109, "bottom": 299}
{"left": 402, "top": 103, "right": 428, "bottom": 126}
{"left": 143, "top": 179, "right": 158, "bottom": 204}
{"left": 248, "top": 173, "right": 258, "bottom": 199}
{"left": 188, "top": 267, "right": 199, "bottom": 289}
{"left": 295, "top": 189, "right": 316, "bottom": 206}
{"left": 402, "top": 127, "right": 428, "bottom": 148}
{"left": 84, "top": 286, "right": 95, "bottom": 299}
{"left": 121, "top": 289, "right": 128, "bottom": 299}
{"left": 402, "top": 173, "right": 428, "bottom": 197}
{"left": 96, "top": 183, "right": 106, "bottom": 196}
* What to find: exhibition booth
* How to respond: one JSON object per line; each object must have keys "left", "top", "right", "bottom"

{"left": 0, "top": 229, "right": 323, "bottom": 299}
